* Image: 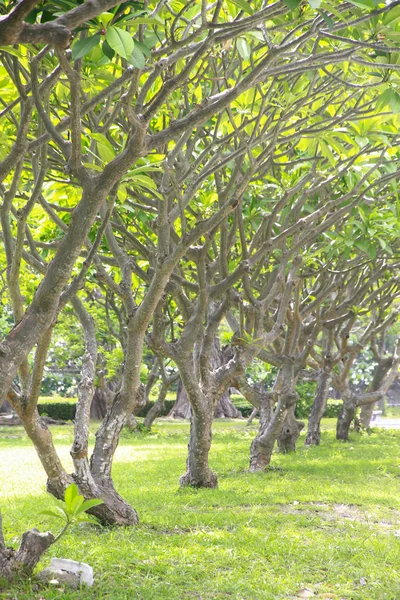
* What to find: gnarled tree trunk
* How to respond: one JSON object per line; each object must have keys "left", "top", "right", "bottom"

{"left": 180, "top": 408, "right": 217, "bottom": 488}
{"left": 277, "top": 406, "right": 304, "bottom": 453}
{"left": 249, "top": 363, "right": 296, "bottom": 471}
{"left": 336, "top": 395, "right": 356, "bottom": 441}
{"left": 305, "top": 369, "right": 332, "bottom": 446}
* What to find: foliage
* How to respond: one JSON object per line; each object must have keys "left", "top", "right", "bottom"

{"left": 0, "top": 421, "right": 399, "bottom": 599}
{"left": 41, "top": 483, "right": 103, "bottom": 542}
{"left": 38, "top": 402, "right": 76, "bottom": 421}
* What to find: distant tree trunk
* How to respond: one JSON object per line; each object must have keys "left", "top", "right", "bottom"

{"left": 305, "top": 369, "right": 332, "bottom": 446}
{"left": 169, "top": 379, "right": 192, "bottom": 418}
{"left": 180, "top": 407, "right": 217, "bottom": 488}
{"left": 144, "top": 378, "right": 169, "bottom": 429}
{"left": 359, "top": 357, "right": 392, "bottom": 428}
{"left": 0, "top": 400, "right": 13, "bottom": 414}
{"left": 249, "top": 362, "right": 296, "bottom": 471}
{"left": 277, "top": 406, "right": 304, "bottom": 453}
{"left": 170, "top": 341, "right": 241, "bottom": 420}
{"left": 336, "top": 394, "right": 356, "bottom": 441}
{"left": 214, "top": 390, "right": 242, "bottom": 418}
{"left": 247, "top": 406, "right": 259, "bottom": 425}
{"left": 90, "top": 375, "right": 117, "bottom": 420}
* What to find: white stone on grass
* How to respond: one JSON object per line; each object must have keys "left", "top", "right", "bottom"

{"left": 50, "top": 558, "right": 94, "bottom": 586}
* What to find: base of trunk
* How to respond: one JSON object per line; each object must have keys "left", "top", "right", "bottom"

{"left": 336, "top": 406, "right": 355, "bottom": 442}
{"left": 305, "top": 430, "right": 321, "bottom": 446}
{"left": 249, "top": 438, "right": 273, "bottom": 472}
{"left": 0, "top": 528, "right": 55, "bottom": 582}
{"left": 277, "top": 415, "right": 304, "bottom": 453}
{"left": 179, "top": 469, "right": 218, "bottom": 489}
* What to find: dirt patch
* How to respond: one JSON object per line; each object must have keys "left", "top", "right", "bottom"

{"left": 280, "top": 502, "right": 400, "bottom": 534}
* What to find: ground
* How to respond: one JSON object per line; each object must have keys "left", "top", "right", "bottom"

{"left": 0, "top": 419, "right": 399, "bottom": 600}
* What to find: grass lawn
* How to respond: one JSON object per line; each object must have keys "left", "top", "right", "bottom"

{"left": 0, "top": 419, "right": 399, "bottom": 599}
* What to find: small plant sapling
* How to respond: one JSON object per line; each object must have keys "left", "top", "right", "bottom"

{"left": 41, "top": 483, "right": 104, "bottom": 541}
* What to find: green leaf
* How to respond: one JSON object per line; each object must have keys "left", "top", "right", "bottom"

{"left": 347, "top": 0, "right": 376, "bottom": 9}
{"left": 102, "top": 39, "right": 115, "bottom": 60}
{"left": 64, "top": 483, "right": 79, "bottom": 507}
{"left": 237, "top": 38, "right": 251, "bottom": 61}
{"left": 70, "top": 494, "right": 85, "bottom": 517}
{"left": 72, "top": 35, "right": 101, "bottom": 61}
{"left": 308, "top": 0, "right": 321, "bottom": 7}
{"left": 106, "top": 26, "right": 134, "bottom": 59}
{"left": 134, "top": 40, "right": 152, "bottom": 58}
{"left": 389, "top": 90, "right": 400, "bottom": 113}
{"left": 284, "top": 0, "right": 301, "bottom": 9}
{"left": 40, "top": 509, "right": 67, "bottom": 521}
{"left": 75, "top": 498, "right": 104, "bottom": 516}
{"left": 229, "top": 0, "right": 253, "bottom": 14}
{"left": 92, "top": 133, "right": 116, "bottom": 163}
{"left": 319, "top": 10, "right": 334, "bottom": 29}
{"left": 128, "top": 44, "right": 146, "bottom": 69}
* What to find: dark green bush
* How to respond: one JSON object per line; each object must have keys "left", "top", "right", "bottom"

{"left": 38, "top": 402, "right": 76, "bottom": 421}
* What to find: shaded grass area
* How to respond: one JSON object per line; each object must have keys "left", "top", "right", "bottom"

{"left": 0, "top": 420, "right": 399, "bottom": 599}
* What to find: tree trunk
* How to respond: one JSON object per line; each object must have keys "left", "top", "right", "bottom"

{"left": 336, "top": 398, "right": 356, "bottom": 441}
{"left": 180, "top": 409, "right": 217, "bottom": 488}
{"left": 144, "top": 378, "right": 169, "bottom": 429}
{"left": 305, "top": 369, "right": 332, "bottom": 446}
{"left": 0, "top": 400, "right": 13, "bottom": 414}
{"left": 0, "top": 514, "right": 55, "bottom": 582}
{"left": 168, "top": 379, "right": 192, "bottom": 418}
{"left": 277, "top": 406, "right": 304, "bottom": 453}
{"left": 359, "top": 402, "right": 375, "bottom": 429}
{"left": 246, "top": 406, "right": 259, "bottom": 425}
{"left": 359, "top": 358, "right": 392, "bottom": 428}
{"left": 249, "top": 363, "right": 296, "bottom": 472}
{"left": 213, "top": 389, "right": 242, "bottom": 418}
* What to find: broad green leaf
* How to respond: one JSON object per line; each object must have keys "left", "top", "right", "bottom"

{"left": 284, "top": 0, "right": 301, "bottom": 9}
{"left": 92, "top": 133, "right": 116, "bottom": 163}
{"left": 72, "top": 35, "right": 101, "bottom": 60}
{"left": 70, "top": 494, "right": 85, "bottom": 517}
{"left": 128, "top": 44, "right": 146, "bottom": 69}
{"left": 64, "top": 483, "right": 79, "bottom": 507}
{"left": 99, "top": 12, "right": 114, "bottom": 28}
{"left": 383, "top": 5, "right": 400, "bottom": 26}
{"left": 134, "top": 40, "right": 152, "bottom": 58}
{"left": 229, "top": 0, "right": 253, "bottom": 15}
{"left": 347, "top": 0, "right": 375, "bottom": 9}
{"left": 102, "top": 39, "right": 115, "bottom": 60}
{"left": 75, "top": 498, "right": 104, "bottom": 516}
{"left": 40, "top": 509, "right": 67, "bottom": 521}
{"left": 308, "top": 0, "right": 321, "bottom": 7}
{"left": 319, "top": 10, "right": 334, "bottom": 29}
{"left": 106, "top": 26, "right": 134, "bottom": 59}
{"left": 237, "top": 38, "right": 251, "bottom": 61}
{"left": 389, "top": 90, "right": 400, "bottom": 113}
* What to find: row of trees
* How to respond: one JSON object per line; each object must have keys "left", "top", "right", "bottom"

{"left": 1, "top": 0, "right": 400, "bottom": 561}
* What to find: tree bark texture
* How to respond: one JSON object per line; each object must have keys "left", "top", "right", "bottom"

{"left": 180, "top": 409, "right": 217, "bottom": 488}
{"left": 305, "top": 369, "right": 332, "bottom": 446}
{"left": 0, "top": 515, "right": 55, "bottom": 582}
{"left": 249, "top": 363, "right": 296, "bottom": 472}
{"left": 277, "top": 406, "right": 304, "bottom": 453}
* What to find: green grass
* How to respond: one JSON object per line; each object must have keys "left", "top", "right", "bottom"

{"left": 0, "top": 419, "right": 400, "bottom": 599}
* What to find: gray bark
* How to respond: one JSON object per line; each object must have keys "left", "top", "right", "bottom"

{"left": 249, "top": 363, "right": 296, "bottom": 471}
{"left": 277, "top": 406, "right": 304, "bottom": 453}
{"left": 0, "top": 514, "right": 55, "bottom": 582}
{"left": 180, "top": 409, "right": 217, "bottom": 488}
{"left": 305, "top": 369, "right": 332, "bottom": 446}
